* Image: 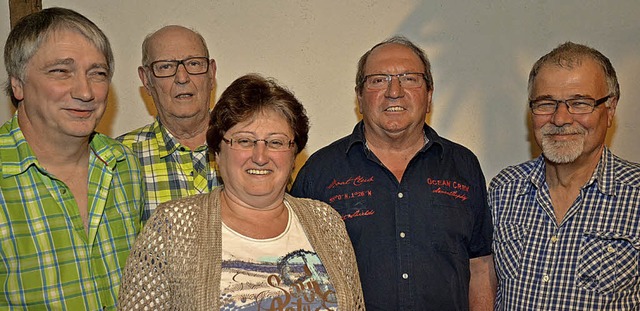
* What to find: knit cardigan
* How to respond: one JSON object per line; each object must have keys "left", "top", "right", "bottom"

{"left": 117, "top": 187, "right": 365, "bottom": 310}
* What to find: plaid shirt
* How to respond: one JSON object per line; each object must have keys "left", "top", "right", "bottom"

{"left": 0, "top": 114, "right": 144, "bottom": 310}
{"left": 117, "top": 119, "right": 221, "bottom": 220}
{"left": 489, "top": 148, "right": 640, "bottom": 310}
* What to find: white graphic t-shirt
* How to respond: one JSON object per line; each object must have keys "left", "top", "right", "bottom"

{"left": 220, "top": 202, "right": 338, "bottom": 310}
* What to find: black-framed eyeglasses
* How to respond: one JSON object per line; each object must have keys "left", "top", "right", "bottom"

{"left": 222, "top": 136, "right": 295, "bottom": 152}
{"left": 529, "top": 95, "right": 611, "bottom": 115}
{"left": 362, "top": 72, "right": 426, "bottom": 90}
{"left": 147, "top": 57, "right": 210, "bottom": 78}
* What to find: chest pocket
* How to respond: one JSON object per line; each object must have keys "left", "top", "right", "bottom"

{"left": 493, "top": 223, "right": 528, "bottom": 280}
{"left": 578, "top": 232, "right": 640, "bottom": 294}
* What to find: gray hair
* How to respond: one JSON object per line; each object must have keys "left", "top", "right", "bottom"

{"left": 4, "top": 7, "right": 114, "bottom": 107}
{"left": 528, "top": 41, "right": 620, "bottom": 101}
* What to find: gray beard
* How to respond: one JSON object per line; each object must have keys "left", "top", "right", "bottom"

{"left": 539, "top": 124, "right": 587, "bottom": 164}
{"left": 541, "top": 137, "right": 584, "bottom": 164}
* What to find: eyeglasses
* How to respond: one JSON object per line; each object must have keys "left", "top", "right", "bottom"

{"left": 529, "top": 95, "right": 611, "bottom": 115}
{"left": 362, "top": 73, "right": 426, "bottom": 90}
{"left": 222, "top": 136, "right": 295, "bottom": 152}
{"left": 148, "top": 57, "right": 210, "bottom": 78}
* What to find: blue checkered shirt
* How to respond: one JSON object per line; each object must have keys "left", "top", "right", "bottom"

{"left": 489, "top": 147, "right": 640, "bottom": 310}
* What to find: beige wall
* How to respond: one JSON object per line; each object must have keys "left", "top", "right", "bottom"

{"left": 2, "top": 1, "right": 639, "bottom": 181}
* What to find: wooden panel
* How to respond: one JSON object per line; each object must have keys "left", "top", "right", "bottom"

{"left": 9, "top": 0, "right": 42, "bottom": 28}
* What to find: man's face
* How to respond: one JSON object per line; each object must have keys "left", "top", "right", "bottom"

{"left": 11, "top": 29, "right": 109, "bottom": 139}
{"left": 139, "top": 26, "right": 216, "bottom": 125}
{"left": 531, "top": 58, "right": 616, "bottom": 164}
{"left": 357, "top": 43, "right": 433, "bottom": 138}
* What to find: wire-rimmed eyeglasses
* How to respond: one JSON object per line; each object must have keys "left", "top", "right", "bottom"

{"left": 222, "top": 136, "right": 295, "bottom": 152}
{"left": 362, "top": 73, "right": 426, "bottom": 90}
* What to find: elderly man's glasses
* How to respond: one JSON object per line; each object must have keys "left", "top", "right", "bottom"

{"left": 148, "top": 57, "right": 210, "bottom": 78}
{"left": 529, "top": 95, "right": 611, "bottom": 115}
{"left": 363, "top": 73, "right": 426, "bottom": 90}
{"left": 222, "top": 136, "right": 295, "bottom": 152}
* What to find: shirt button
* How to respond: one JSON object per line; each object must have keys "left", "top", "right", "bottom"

{"left": 542, "top": 274, "right": 550, "bottom": 282}
{"left": 60, "top": 188, "right": 67, "bottom": 195}
{"left": 607, "top": 246, "right": 615, "bottom": 253}
{"left": 397, "top": 192, "right": 404, "bottom": 198}
{"left": 551, "top": 235, "right": 558, "bottom": 243}
{"left": 400, "top": 232, "right": 406, "bottom": 238}
{"left": 402, "top": 273, "right": 409, "bottom": 279}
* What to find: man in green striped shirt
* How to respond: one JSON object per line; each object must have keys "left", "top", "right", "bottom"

{"left": 0, "top": 7, "right": 144, "bottom": 310}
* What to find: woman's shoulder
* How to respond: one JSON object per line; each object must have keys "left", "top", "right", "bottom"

{"left": 285, "top": 194, "right": 344, "bottom": 225}
{"left": 156, "top": 193, "right": 210, "bottom": 214}
{"left": 146, "top": 192, "right": 216, "bottom": 231}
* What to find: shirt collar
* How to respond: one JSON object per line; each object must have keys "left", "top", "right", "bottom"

{"left": 1, "top": 113, "right": 125, "bottom": 177}
{"left": 344, "top": 120, "right": 445, "bottom": 159}
{"left": 588, "top": 147, "right": 616, "bottom": 196}
{"left": 89, "top": 133, "right": 127, "bottom": 170}
{"left": 154, "top": 118, "right": 208, "bottom": 158}
{"left": 526, "top": 147, "right": 616, "bottom": 196}
{"left": 0, "top": 114, "right": 39, "bottom": 177}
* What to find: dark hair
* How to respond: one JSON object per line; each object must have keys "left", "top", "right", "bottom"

{"left": 207, "top": 74, "right": 309, "bottom": 155}
{"left": 355, "top": 35, "right": 433, "bottom": 94}
{"left": 528, "top": 41, "right": 619, "bottom": 100}
{"left": 4, "top": 7, "right": 114, "bottom": 107}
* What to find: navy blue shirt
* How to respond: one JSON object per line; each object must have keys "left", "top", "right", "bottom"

{"left": 291, "top": 122, "right": 492, "bottom": 311}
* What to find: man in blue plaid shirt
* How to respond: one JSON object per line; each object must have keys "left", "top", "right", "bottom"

{"left": 490, "top": 42, "right": 640, "bottom": 310}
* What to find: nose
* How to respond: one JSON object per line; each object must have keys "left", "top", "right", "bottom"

{"left": 174, "top": 63, "right": 191, "bottom": 84}
{"left": 385, "top": 76, "right": 405, "bottom": 99}
{"left": 251, "top": 142, "right": 269, "bottom": 165}
{"left": 71, "top": 75, "right": 95, "bottom": 102}
{"left": 551, "top": 101, "right": 574, "bottom": 126}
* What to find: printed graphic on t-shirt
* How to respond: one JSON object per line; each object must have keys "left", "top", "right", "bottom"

{"left": 220, "top": 249, "right": 338, "bottom": 310}
{"left": 220, "top": 206, "right": 338, "bottom": 311}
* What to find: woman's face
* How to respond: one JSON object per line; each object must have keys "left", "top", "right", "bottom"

{"left": 216, "top": 109, "right": 296, "bottom": 209}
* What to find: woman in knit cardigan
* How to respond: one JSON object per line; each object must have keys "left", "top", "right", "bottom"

{"left": 118, "top": 74, "right": 365, "bottom": 310}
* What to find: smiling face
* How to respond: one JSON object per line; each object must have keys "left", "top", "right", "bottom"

{"left": 139, "top": 26, "right": 216, "bottom": 126}
{"left": 531, "top": 58, "right": 617, "bottom": 164}
{"left": 357, "top": 43, "right": 433, "bottom": 139}
{"left": 215, "top": 109, "right": 296, "bottom": 209}
{"left": 12, "top": 29, "right": 109, "bottom": 140}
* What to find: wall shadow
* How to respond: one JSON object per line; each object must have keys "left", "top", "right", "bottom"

{"left": 139, "top": 86, "right": 157, "bottom": 117}
{"left": 96, "top": 86, "right": 118, "bottom": 136}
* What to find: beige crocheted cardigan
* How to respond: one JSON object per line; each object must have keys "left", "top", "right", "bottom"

{"left": 117, "top": 187, "right": 365, "bottom": 310}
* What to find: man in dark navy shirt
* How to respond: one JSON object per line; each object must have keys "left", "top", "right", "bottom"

{"left": 291, "top": 36, "right": 496, "bottom": 310}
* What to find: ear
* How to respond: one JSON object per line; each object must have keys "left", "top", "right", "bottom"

{"left": 425, "top": 88, "right": 434, "bottom": 114}
{"left": 208, "top": 59, "right": 217, "bottom": 88}
{"left": 356, "top": 87, "right": 364, "bottom": 114}
{"left": 10, "top": 77, "right": 25, "bottom": 101}
{"left": 606, "top": 96, "right": 618, "bottom": 128}
{"left": 209, "top": 59, "right": 217, "bottom": 77}
{"left": 138, "top": 66, "right": 153, "bottom": 94}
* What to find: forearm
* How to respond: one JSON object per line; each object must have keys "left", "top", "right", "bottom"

{"left": 469, "top": 255, "right": 497, "bottom": 311}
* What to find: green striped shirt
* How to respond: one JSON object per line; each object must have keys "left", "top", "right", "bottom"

{"left": 0, "top": 114, "right": 144, "bottom": 310}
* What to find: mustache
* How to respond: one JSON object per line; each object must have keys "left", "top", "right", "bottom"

{"left": 541, "top": 124, "right": 587, "bottom": 136}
